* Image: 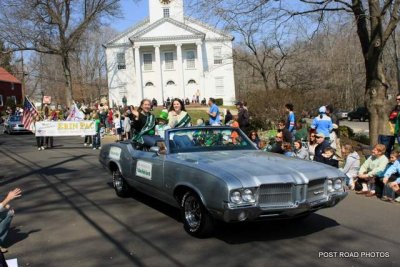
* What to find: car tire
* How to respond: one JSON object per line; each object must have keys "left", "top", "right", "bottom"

{"left": 112, "top": 169, "right": 132, "bottom": 198}
{"left": 181, "top": 191, "right": 214, "bottom": 238}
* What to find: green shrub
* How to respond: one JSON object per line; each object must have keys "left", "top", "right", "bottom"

{"left": 215, "top": 98, "right": 223, "bottom": 106}
{"left": 339, "top": 125, "right": 354, "bottom": 138}
{"left": 352, "top": 133, "right": 370, "bottom": 145}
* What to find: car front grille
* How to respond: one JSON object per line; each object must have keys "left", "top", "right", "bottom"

{"left": 307, "top": 178, "right": 326, "bottom": 201}
{"left": 259, "top": 183, "right": 294, "bottom": 208}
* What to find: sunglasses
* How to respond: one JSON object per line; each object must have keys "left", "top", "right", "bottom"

{"left": 397, "top": 98, "right": 400, "bottom": 101}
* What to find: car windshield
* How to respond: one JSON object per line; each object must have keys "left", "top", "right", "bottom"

{"left": 9, "top": 116, "right": 21, "bottom": 122}
{"left": 167, "top": 127, "right": 256, "bottom": 153}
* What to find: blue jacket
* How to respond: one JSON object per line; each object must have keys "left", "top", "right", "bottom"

{"left": 311, "top": 114, "right": 333, "bottom": 137}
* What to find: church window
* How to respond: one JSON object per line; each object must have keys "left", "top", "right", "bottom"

{"left": 163, "top": 8, "right": 170, "bottom": 18}
{"left": 215, "top": 77, "right": 224, "bottom": 96}
{"left": 166, "top": 80, "right": 175, "bottom": 86}
{"left": 117, "top": 52, "right": 126, "bottom": 70}
{"left": 143, "top": 53, "right": 153, "bottom": 71}
{"left": 164, "top": 52, "right": 174, "bottom": 70}
{"left": 145, "top": 82, "right": 154, "bottom": 87}
{"left": 188, "top": 79, "right": 196, "bottom": 84}
{"left": 213, "top": 47, "right": 222, "bottom": 65}
{"left": 186, "top": 51, "right": 195, "bottom": 69}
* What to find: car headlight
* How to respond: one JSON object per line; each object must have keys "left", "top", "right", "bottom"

{"left": 242, "top": 189, "right": 255, "bottom": 203}
{"left": 230, "top": 191, "right": 242, "bottom": 204}
{"left": 327, "top": 180, "right": 334, "bottom": 192}
{"left": 333, "top": 178, "right": 342, "bottom": 190}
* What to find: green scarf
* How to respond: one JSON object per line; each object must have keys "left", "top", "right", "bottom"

{"left": 175, "top": 112, "right": 191, "bottom": 128}
{"left": 132, "top": 113, "right": 155, "bottom": 144}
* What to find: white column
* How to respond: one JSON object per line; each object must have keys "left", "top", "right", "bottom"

{"left": 134, "top": 45, "right": 143, "bottom": 101}
{"left": 196, "top": 41, "right": 205, "bottom": 99}
{"left": 176, "top": 43, "right": 185, "bottom": 98}
{"left": 154, "top": 45, "right": 164, "bottom": 104}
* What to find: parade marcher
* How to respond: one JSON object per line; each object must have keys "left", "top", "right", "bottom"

{"left": 92, "top": 113, "right": 101, "bottom": 149}
{"left": 168, "top": 98, "right": 191, "bottom": 128}
{"left": 32, "top": 115, "right": 45, "bottom": 151}
{"left": 83, "top": 113, "right": 93, "bottom": 147}
{"left": 131, "top": 99, "right": 156, "bottom": 145}
{"left": 311, "top": 106, "right": 333, "bottom": 140}
{"left": 207, "top": 98, "right": 221, "bottom": 126}
{"left": 0, "top": 188, "right": 22, "bottom": 253}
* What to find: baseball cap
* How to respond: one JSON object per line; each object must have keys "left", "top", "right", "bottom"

{"left": 315, "top": 133, "right": 325, "bottom": 138}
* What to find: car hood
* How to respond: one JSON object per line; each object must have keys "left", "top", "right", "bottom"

{"left": 170, "top": 150, "right": 344, "bottom": 187}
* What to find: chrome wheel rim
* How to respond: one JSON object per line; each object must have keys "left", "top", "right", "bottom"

{"left": 184, "top": 195, "right": 201, "bottom": 229}
{"left": 113, "top": 171, "right": 123, "bottom": 191}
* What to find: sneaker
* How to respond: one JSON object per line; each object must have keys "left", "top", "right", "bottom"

{"left": 93, "top": 147, "right": 96, "bottom": 150}
{"left": 395, "top": 196, "right": 400, "bottom": 203}
{"left": 0, "top": 246, "right": 8, "bottom": 253}
{"left": 84, "top": 143, "right": 87, "bottom": 147}
{"left": 38, "top": 147, "right": 41, "bottom": 151}
{"left": 89, "top": 144, "right": 93, "bottom": 147}
{"left": 98, "top": 147, "right": 101, "bottom": 150}
{"left": 41, "top": 146, "right": 45, "bottom": 150}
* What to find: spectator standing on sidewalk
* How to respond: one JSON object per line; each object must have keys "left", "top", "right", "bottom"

{"left": 207, "top": 98, "right": 221, "bottom": 126}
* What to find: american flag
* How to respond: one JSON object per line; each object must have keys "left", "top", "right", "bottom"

{"left": 22, "top": 97, "right": 39, "bottom": 132}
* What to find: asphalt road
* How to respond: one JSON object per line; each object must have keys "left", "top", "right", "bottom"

{"left": 0, "top": 131, "right": 399, "bottom": 267}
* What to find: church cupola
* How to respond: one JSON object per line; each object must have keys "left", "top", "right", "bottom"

{"left": 149, "top": 0, "right": 184, "bottom": 23}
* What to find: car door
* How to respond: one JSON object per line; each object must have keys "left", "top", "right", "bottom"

{"left": 130, "top": 149, "right": 165, "bottom": 192}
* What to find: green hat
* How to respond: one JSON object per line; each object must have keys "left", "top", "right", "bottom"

{"left": 158, "top": 109, "right": 168, "bottom": 121}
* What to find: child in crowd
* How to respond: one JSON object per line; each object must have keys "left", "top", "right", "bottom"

{"left": 282, "top": 142, "right": 294, "bottom": 157}
{"left": 321, "top": 147, "right": 338, "bottom": 167}
{"left": 155, "top": 110, "right": 170, "bottom": 138}
{"left": 230, "top": 115, "right": 239, "bottom": 144}
{"left": 340, "top": 144, "right": 360, "bottom": 190}
{"left": 100, "top": 123, "right": 105, "bottom": 139}
{"left": 293, "top": 140, "right": 310, "bottom": 160}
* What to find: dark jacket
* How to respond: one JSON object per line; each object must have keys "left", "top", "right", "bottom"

{"left": 321, "top": 156, "right": 339, "bottom": 168}
{"left": 237, "top": 107, "right": 249, "bottom": 129}
{"left": 314, "top": 140, "right": 331, "bottom": 163}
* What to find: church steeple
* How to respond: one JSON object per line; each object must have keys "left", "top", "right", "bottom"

{"left": 149, "top": 0, "right": 184, "bottom": 23}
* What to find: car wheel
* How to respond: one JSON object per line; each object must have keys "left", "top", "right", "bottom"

{"left": 112, "top": 169, "right": 131, "bottom": 198}
{"left": 360, "top": 116, "right": 365, "bottom": 122}
{"left": 347, "top": 116, "right": 352, "bottom": 121}
{"left": 181, "top": 191, "right": 214, "bottom": 238}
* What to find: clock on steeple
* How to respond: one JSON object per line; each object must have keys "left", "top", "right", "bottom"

{"left": 159, "top": 0, "right": 171, "bottom": 4}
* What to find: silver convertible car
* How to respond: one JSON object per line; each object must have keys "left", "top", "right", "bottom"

{"left": 99, "top": 126, "right": 347, "bottom": 237}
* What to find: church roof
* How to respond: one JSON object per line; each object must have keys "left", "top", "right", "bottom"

{"left": 130, "top": 17, "right": 205, "bottom": 42}
{"left": 105, "top": 16, "right": 233, "bottom": 47}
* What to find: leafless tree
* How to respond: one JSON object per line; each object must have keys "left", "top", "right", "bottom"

{"left": 0, "top": 0, "right": 121, "bottom": 106}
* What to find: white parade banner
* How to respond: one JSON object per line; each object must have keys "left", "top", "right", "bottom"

{"left": 35, "top": 121, "right": 96, "bottom": 137}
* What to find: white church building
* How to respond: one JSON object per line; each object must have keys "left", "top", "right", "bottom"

{"left": 104, "top": 0, "right": 236, "bottom": 107}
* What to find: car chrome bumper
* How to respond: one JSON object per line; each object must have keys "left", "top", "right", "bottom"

{"left": 218, "top": 191, "right": 348, "bottom": 223}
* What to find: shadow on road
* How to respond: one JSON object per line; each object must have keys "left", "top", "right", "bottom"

{"left": 106, "top": 182, "right": 339, "bottom": 243}
{"left": 6, "top": 227, "right": 41, "bottom": 247}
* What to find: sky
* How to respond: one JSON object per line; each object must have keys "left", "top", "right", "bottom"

{"left": 113, "top": 0, "right": 148, "bottom": 32}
